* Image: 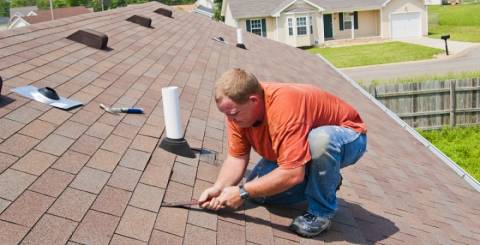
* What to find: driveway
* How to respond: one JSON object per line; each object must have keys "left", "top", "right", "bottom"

{"left": 398, "top": 36, "right": 478, "bottom": 55}
{"left": 341, "top": 42, "right": 480, "bottom": 82}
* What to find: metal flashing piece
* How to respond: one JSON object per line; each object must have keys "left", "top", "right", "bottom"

{"left": 159, "top": 137, "right": 196, "bottom": 158}
{"left": 126, "top": 15, "right": 152, "bottom": 28}
{"left": 154, "top": 8, "right": 173, "bottom": 18}
{"left": 12, "top": 85, "right": 83, "bottom": 110}
{"left": 67, "top": 29, "right": 108, "bottom": 50}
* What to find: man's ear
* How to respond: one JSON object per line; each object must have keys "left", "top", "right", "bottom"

{"left": 249, "top": 94, "right": 260, "bottom": 103}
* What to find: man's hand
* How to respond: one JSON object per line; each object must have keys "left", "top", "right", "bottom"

{"left": 217, "top": 186, "right": 243, "bottom": 209}
{"left": 199, "top": 186, "right": 223, "bottom": 210}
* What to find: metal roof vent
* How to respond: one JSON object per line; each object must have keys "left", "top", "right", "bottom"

{"left": 127, "top": 15, "right": 152, "bottom": 28}
{"left": 236, "top": 28, "right": 247, "bottom": 49}
{"left": 67, "top": 29, "right": 108, "bottom": 50}
{"left": 154, "top": 8, "right": 173, "bottom": 18}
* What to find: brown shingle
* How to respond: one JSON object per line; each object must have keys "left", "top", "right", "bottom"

{"left": 108, "top": 166, "right": 142, "bottom": 191}
{"left": 0, "top": 220, "right": 30, "bottom": 245}
{"left": 119, "top": 149, "right": 150, "bottom": 171}
{"left": 92, "top": 186, "right": 131, "bottom": 217}
{"left": 130, "top": 135, "right": 158, "bottom": 153}
{"left": 0, "top": 134, "right": 40, "bottom": 157}
{"left": 35, "top": 134, "right": 75, "bottom": 156}
{"left": 217, "top": 220, "right": 246, "bottom": 245}
{"left": 0, "top": 190, "right": 54, "bottom": 227}
{"left": 39, "top": 109, "right": 72, "bottom": 125}
{"left": 47, "top": 187, "right": 96, "bottom": 221}
{"left": 129, "top": 183, "right": 165, "bottom": 212}
{"left": 19, "top": 120, "right": 56, "bottom": 140}
{"left": 0, "top": 152, "right": 17, "bottom": 173}
{"left": 54, "top": 120, "right": 89, "bottom": 139}
{"left": 171, "top": 162, "right": 196, "bottom": 187}
{"left": 100, "top": 134, "right": 132, "bottom": 155}
{"left": 149, "top": 230, "right": 182, "bottom": 245}
{"left": 110, "top": 234, "right": 147, "bottom": 245}
{"left": 184, "top": 224, "right": 216, "bottom": 245}
{"left": 5, "top": 106, "right": 43, "bottom": 124}
{"left": 71, "top": 210, "right": 120, "bottom": 245}
{"left": 70, "top": 134, "right": 103, "bottom": 156}
{"left": 116, "top": 206, "right": 156, "bottom": 242}
{"left": 12, "top": 150, "right": 57, "bottom": 176}
{"left": 85, "top": 122, "right": 115, "bottom": 139}
{"left": 155, "top": 205, "right": 189, "bottom": 236}
{"left": 0, "top": 169, "right": 37, "bottom": 201}
{"left": 86, "top": 149, "right": 121, "bottom": 173}
{"left": 70, "top": 167, "right": 110, "bottom": 194}
{"left": 0, "top": 118, "right": 24, "bottom": 139}
{"left": 21, "top": 214, "right": 78, "bottom": 245}
{"left": 52, "top": 150, "right": 90, "bottom": 174}
{"left": 28, "top": 168, "right": 74, "bottom": 197}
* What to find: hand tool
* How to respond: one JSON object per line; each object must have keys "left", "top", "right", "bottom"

{"left": 99, "top": 103, "right": 144, "bottom": 114}
{"left": 161, "top": 199, "right": 202, "bottom": 208}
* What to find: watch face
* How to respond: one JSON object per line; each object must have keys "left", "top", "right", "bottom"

{"left": 240, "top": 186, "right": 249, "bottom": 200}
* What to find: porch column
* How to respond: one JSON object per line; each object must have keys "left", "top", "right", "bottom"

{"left": 276, "top": 16, "right": 279, "bottom": 41}
{"left": 351, "top": 13, "right": 355, "bottom": 39}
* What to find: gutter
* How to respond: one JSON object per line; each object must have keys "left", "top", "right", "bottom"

{"left": 316, "top": 54, "right": 480, "bottom": 192}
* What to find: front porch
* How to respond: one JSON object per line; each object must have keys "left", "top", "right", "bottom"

{"left": 322, "top": 10, "right": 381, "bottom": 44}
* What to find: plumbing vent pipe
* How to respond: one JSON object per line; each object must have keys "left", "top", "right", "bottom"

{"left": 66, "top": 29, "right": 108, "bottom": 50}
{"left": 159, "top": 86, "right": 195, "bottom": 158}
{"left": 236, "top": 28, "right": 246, "bottom": 49}
{"left": 155, "top": 8, "right": 173, "bottom": 18}
{"left": 0, "top": 76, "right": 3, "bottom": 96}
{"left": 127, "top": 15, "right": 152, "bottom": 28}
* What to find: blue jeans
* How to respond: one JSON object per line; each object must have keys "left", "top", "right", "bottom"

{"left": 246, "top": 126, "right": 367, "bottom": 218}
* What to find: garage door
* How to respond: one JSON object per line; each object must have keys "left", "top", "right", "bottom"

{"left": 391, "top": 12, "right": 421, "bottom": 38}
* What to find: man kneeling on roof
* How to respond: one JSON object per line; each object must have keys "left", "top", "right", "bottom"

{"left": 199, "top": 68, "right": 367, "bottom": 237}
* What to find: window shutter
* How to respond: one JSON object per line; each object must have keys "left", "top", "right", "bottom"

{"left": 339, "top": 13, "right": 344, "bottom": 30}
{"left": 354, "top": 11, "right": 358, "bottom": 29}
{"left": 261, "top": 18, "right": 266, "bottom": 37}
{"left": 246, "top": 19, "right": 251, "bottom": 32}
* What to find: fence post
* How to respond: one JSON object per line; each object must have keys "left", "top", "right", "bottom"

{"left": 450, "top": 80, "right": 456, "bottom": 127}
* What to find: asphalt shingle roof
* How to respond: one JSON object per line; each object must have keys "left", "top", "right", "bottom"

{"left": 0, "top": 2, "right": 479, "bottom": 244}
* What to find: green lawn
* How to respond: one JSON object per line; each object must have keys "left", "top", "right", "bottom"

{"left": 307, "top": 42, "right": 442, "bottom": 68}
{"left": 418, "top": 126, "right": 480, "bottom": 181}
{"left": 429, "top": 4, "right": 480, "bottom": 42}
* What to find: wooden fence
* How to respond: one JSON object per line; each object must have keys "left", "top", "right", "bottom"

{"left": 366, "top": 78, "right": 480, "bottom": 130}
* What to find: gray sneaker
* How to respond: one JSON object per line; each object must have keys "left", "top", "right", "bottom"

{"left": 289, "top": 212, "right": 332, "bottom": 238}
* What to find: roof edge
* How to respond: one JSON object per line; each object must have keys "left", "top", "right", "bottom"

{"left": 315, "top": 54, "right": 480, "bottom": 193}
{"left": 271, "top": 0, "right": 324, "bottom": 17}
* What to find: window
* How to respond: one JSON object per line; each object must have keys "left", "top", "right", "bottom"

{"left": 343, "top": 12, "right": 353, "bottom": 30}
{"left": 296, "top": 17, "right": 307, "bottom": 35}
{"left": 309, "top": 16, "right": 313, "bottom": 34}
{"left": 288, "top": 18, "right": 293, "bottom": 36}
{"left": 250, "top": 19, "right": 263, "bottom": 36}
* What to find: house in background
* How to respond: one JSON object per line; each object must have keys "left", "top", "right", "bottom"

{"left": 194, "top": 0, "right": 215, "bottom": 17}
{"left": 222, "top": 0, "right": 429, "bottom": 47}
{"left": 9, "top": 5, "right": 38, "bottom": 19}
{"left": 0, "top": 17, "right": 9, "bottom": 31}
{"left": 8, "top": 6, "right": 92, "bottom": 30}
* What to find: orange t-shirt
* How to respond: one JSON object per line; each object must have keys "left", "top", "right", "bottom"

{"left": 227, "top": 82, "right": 366, "bottom": 169}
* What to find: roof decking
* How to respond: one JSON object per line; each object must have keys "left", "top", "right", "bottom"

{"left": 0, "top": 2, "right": 479, "bottom": 244}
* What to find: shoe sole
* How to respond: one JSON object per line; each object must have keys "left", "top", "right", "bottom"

{"left": 288, "top": 222, "right": 332, "bottom": 238}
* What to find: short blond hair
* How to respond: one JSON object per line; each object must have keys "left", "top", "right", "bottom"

{"left": 215, "top": 68, "right": 263, "bottom": 104}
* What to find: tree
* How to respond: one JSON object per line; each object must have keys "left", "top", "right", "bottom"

{"left": 213, "top": 0, "right": 223, "bottom": 21}
{"left": 0, "top": 0, "right": 9, "bottom": 17}
{"left": 11, "top": 0, "right": 37, "bottom": 8}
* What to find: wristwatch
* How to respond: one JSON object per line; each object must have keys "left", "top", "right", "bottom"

{"left": 239, "top": 184, "right": 250, "bottom": 200}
